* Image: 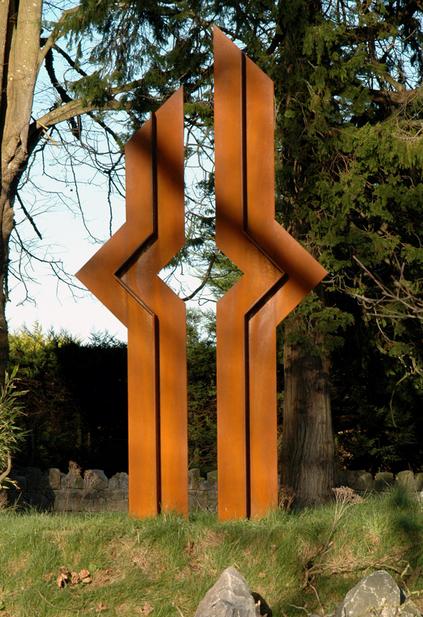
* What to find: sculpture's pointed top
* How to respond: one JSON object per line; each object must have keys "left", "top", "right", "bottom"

{"left": 213, "top": 25, "right": 234, "bottom": 47}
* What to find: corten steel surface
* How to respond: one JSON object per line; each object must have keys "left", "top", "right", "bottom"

{"left": 214, "top": 27, "right": 327, "bottom": 520}
{"left": 76, "top": 89, "right": 188, "bottom": 518}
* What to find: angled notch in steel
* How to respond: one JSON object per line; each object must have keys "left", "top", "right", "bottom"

{"left": 76, "top": 89, "right": 188, "bottom": 518}
{"left": 214, "top": 27, "right": 327, "bottom": 519}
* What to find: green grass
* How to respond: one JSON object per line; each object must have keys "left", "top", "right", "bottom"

{"left": 0, "top": 488, "right": 422, "bottom": 617}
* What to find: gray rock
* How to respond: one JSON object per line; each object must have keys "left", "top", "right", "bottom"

{"left": 62, "top": 470, "right": 84, "bottom": 489}
{"left": 344, "top": 470, "right": 367, "bottom": 492}
{"left": 189, "top": 490, "right": 209, "bottom": 511}
{"left": 108, "top": 489, "right": 128, "bottom": 502}
{"left": 54, "top": 489, "right": 83, "bottom": 512}
{"left": 207, "top": 488, "right": 218, "bottom": 512}
{"left": 396, "top": 471, "right": 417, "bottom": 493}
{"left": 48, "top": 468, "right": 61, "bottom": 490}
{"left": 107, "top": 498, "right": 128, "bottom": 512}
{"left": 335, "top": 570, "right": 401, "bottom": 617}
{"left": 107, "top": 490, "right": 128, "bottom": 511}
{"left": 356, "top": 472, "right": 374, "bottom": 493}
{"left": 397, "top": 600, "right": 422, "bottom": 617}
{"left": 194, "top": 567, "right": 261, "bottom": 617}
{"left": 84, "top": 469, "right": 108, "bottom": 491}
{"left": 207, "top": 470, "right": 218, "bottom": 486}
{"left": 109, "top": 472, "right": 128, "bottom": 490}
{"left": 189, "top": 468, "right": 201, "bottom": 490}
{"left": 199, "top": 478, "right": 209, "bottom": 491}
{"left": 375, "top": 473, "right": 394, "bottom": 492}
{"left": 81, "top": 492, "right": 107, "bottom": 511}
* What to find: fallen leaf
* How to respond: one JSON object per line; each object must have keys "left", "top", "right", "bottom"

{"left": 139, "top": 601, "right": 153, "bottom": 615}
{"left": 95, "top": 602, "right": 108, "bottom": 613}
{"left": 57, "top": 571, "right": 69, "bottom": 589}
{"left": 79, "top": 569, "right": 92, "bottom": 584}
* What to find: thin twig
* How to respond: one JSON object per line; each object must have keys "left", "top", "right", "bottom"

{"left": 15, "top": 193, "right": 43, "bottom": 240}
{"left": 182, "top": 253, "right": 217, "bottom": 302}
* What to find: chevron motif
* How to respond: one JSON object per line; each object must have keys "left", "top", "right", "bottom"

{"left": 214, "top": 28, "right": 327, "bottom": 519}
{"left": 76, "top": 89, "right": 188, "bottom": 517}
{"left": 77, "top": 32, "right": 327, "bottom": 521}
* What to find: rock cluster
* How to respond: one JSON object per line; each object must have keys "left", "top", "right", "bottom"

{"left": 194, "top": 568, "right": 422, "bottom": 617}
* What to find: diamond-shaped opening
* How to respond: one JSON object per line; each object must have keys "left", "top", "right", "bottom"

{"left": 157, "top": 141, "right": 243, "bottom": 306}
{"left": 158, "top": 245, "right": 242, "bottom": 306}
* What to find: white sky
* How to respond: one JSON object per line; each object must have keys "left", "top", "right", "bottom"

{"left": 8, "top": 188, "right": 129, "bottom": 342}
{"left": 7, "top": 16, "right": 216, "bottom": 344}
{"left": 7, "top": 155, "right": 212, "bottom": 344}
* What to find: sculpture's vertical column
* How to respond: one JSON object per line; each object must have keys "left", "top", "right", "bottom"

{"left": 77, "top": 32, "right": 327, "bottom": 521}
{"left": 214, "top": 27, "right": 327, "bottom": 519}
{"left": 76, "top": 89, "right": 187, "bottom": 517}
{"left": 214, "top": 28, "right": 249, "bottom": 520}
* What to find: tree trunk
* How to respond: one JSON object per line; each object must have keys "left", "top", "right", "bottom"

{"left": 0, "top": 0, "right": 43, "bottom": 384}
{"left": 280, "top": 315, "right": 334, "bottom": 508}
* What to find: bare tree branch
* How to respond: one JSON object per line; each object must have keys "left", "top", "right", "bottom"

{"left": 37, "top": 6, "right": 79, "bottom": 69}
{"left": 182, "top": 253, "right": 217, "bottom": 302}
{"left": 15, "top": 193, "right": 42, "bottom": 240}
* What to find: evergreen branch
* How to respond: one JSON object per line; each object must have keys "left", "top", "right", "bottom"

{"left": 369, "top": 85, "right": 423, "bottom": 107}
{"left": 34, "top": 76, "right": 159, "bottom": 130}
{"left": 49, "top": 45, "right": 124, "bottom": 147}
{"left": 370, "top": 59, "right": 406, "bottom": 93}
{"left": 352, "top": 256, "right": 423, "bottom": 319}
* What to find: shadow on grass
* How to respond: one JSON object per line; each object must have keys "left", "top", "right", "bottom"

{"left": 386, "top": 485, "right": 423, "bottom": 571}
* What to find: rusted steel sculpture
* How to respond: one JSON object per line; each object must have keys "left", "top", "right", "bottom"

{"left": 76, "top": 89, "right": 188, "bottom": 517}
{"left": 77, "top": 30, "right": 327, "bottom": 521}
{"left": 214, "top": 27, "right": 327, "bottom": 519}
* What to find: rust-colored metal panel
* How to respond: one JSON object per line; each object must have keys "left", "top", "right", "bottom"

{"left": 214, "top": 27, "right": 327, "bottom": 520}
{"left": 76, "top": 88, "right": 187, "bottom": 517}
{"left": 121, "top": 90, "right": 188, "bottom": 516}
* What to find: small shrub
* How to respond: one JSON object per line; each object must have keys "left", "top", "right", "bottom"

{"left": 0, "top": 366, "right": 27, "bottom": 487}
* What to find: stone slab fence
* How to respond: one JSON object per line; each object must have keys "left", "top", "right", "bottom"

{"left": 4, "top": 466, "right": 423, "bottom": 513}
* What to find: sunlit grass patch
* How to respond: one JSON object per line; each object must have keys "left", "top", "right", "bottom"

{"left": 0, "top": 488, "right": 421, "bottom": 616}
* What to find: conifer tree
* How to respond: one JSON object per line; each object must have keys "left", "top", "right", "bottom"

{"left": 1, "top": 1, "right": 421, "bottom": 504}
{"left": 209, "top": 0, "right": 422, "bottom": 504}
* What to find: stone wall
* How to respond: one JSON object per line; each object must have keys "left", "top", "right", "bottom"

{"left": 5, "top": 466, "right": 423, "bottom": 513}
{"left": 335, "top": 468, "right": 423, "bottom": 494}
{"left": 6, "top": 466, "right": 218, "bottom": 513}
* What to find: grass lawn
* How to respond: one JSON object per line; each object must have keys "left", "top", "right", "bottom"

{"left": 0, "top": 488, "right": 422, "bottom": 617}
